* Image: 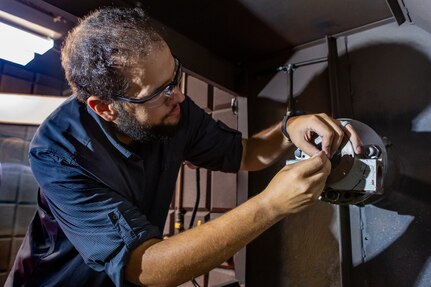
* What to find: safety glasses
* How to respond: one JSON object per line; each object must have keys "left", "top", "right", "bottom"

{"left": 114, "top": 57, "right": 182, "bottom": 108}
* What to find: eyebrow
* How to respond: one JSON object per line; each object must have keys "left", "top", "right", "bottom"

{"left": 137, "top": 57, "right": 180, "bottom": 98}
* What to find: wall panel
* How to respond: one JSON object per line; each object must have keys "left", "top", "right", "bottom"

{"left": 246, "top": 20, "right": 431, "bottom": 287}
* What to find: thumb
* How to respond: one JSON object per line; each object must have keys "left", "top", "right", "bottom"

{"left": 297, "top": 141, "right": 321, "bottom": 157}
{"left": 294, "top": 151, "right": 329, "bottom": 177}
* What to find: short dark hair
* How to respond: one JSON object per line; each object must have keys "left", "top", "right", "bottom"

{"left": 61, "top": 7, "right": 164, "bottom": 102}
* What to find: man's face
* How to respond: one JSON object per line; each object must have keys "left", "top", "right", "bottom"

{"left": 113, "top": 44, "right": 185, "bottom": 142}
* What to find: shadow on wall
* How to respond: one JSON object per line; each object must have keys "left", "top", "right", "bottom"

{"left": 245, "top": 97, "right": 288, "bottom": 287}
{"left": 247, "top": 42, "right": 431, "bottom": 287}
{"left": 300, "top": 43, "right": 431, "bottom": 286}
{"left": 344, "top": 43, "right": 431, "bottom": 287}
{"left": 0, "top": 127, "right": 39, "bottom": 285}
{"left": 246, "top": 99, "right": 341, "bottom": 286}
{"left": 246, "top": 58, "right": 336, "bottom": 286}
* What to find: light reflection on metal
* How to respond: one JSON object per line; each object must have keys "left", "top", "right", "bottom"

{"left": 287, "top": 119, "right": 392, "bottom": 205}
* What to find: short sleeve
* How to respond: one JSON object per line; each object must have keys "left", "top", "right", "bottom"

{"left": 182, "top": 97, "right": 243, "bottom": 172}
{"left": 29, "top": 149, "right": 161, "bottom": 286}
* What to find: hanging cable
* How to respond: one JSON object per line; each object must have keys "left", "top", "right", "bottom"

{"left": 191, "top": 278, "right": 201, "bottom": 287}
{"left": 188, "top": 168, "right": 201, "bottom": 229}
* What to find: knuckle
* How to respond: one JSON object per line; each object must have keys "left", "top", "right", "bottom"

{"left": 304, "top": 193, "right": 314, "bottom": 202}
{"left": 325, "top": 132, "right": 335, "bottom": 140}
{"left": 290, "top": 169, "right": 302, "bottom": 181}
{"left": 325, "top": 162, "right": 332, "bottom": 172}
{"left": 298, "top": 182, "right": 309, "bottom": 194}
{"left": 318, "top": 112, "right": 328, "bottom": 118}
{"left": 351, "top": 133, "right": 360, "bottom": 143}
{"left": 313, "top": 155, "right": 324, "bottom": 165}
{"left": 311, "top": 114, "right": 320, "bottom": 122}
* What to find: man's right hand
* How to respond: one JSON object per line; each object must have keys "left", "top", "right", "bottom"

{"left": 126, "top": 153, "right": 331, "bottom": 287}
{"left": 262, "top": 151, "right": 331, "bottom": 216}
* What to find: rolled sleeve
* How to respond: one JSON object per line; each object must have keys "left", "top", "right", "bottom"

{"left": 30, "top": 149, "right": 161, "bottom": 286}
{"left": 183, "top": 97, "right": 243, "bottom": 172}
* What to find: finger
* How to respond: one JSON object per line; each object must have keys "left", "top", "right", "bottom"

{"left": 293, "top": 116, "right": 332, "bottom": 156}
{"left": 287, "top": 117, "right": 321, "bottom": 157}
{"left": 292, "top": 151, "right": 330, "bottom": 177}
{"left": 342, "top": 123, "right": 363, "bottom": 154}
{"left": 311, "top": 151, "right": 332, "bottom": 176}
{"left": 312, "top": 115, "right": 343, "bottom": 157}
{"left": 317, "top": 115, "right": 344, "bottom": 157}
{"left": 325, "top": 119, "right": 344, "bottom": 157}
{"left": 309, "top": 174, "right": 328, "bottom": 199}
{"left": 301, "top": 160, "right": 331, "bottom": 199}
{"left": 281, "top": 150, "right": 326, "bottom": 173}
{"left": 297, "top": 141, "right": 321, "bottom": 158}
{"left": 308, "top": 171, "right": 329, "bottom": 197}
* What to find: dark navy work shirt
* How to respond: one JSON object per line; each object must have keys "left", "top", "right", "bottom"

{"left": 6, "top": 95, "right": 242, "bottom": 287}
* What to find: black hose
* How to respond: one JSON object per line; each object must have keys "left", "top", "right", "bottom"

{"left": 189, "top": 168, "right": 200, "bottom": 229}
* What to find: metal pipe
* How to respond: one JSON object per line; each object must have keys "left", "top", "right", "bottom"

{"left": 385, "top": 0, "right": 406, "bottom": 25}
{"left": 327, "top": 36, "right": 340, "bottom": 118}
{"left": 277, "top": 57, "right": 328, "bottom": 72}
{"left": 288, "top": 65, "right": 294, "bottom": 113}
{"left": 326, "top": 35, "right": 352, "bottom": 287}
{"left": 278, "top": 57, "right": 328, "bottom": 114}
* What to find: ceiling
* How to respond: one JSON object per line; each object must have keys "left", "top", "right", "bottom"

{"left": 2, "top": 0, "right": 395, "bottom": 81}
{"left": 41, "top": 0, "right": 393, "bottom": 62}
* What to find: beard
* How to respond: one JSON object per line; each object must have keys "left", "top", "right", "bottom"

{"left": 114, "top": 104, "right": 182, "bottom": 142}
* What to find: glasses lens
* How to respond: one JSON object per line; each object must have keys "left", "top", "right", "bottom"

{"left": 116, "top": 58, "right": 182, "bottom": 108}
{"left": 142, "top": 91, "right": 168, "bottom": 108}
{"left": 164, "top": 84, "right": 176, "bottom": 96}
{"left": 144, "top": 61, "right": 182, "bottom": 108}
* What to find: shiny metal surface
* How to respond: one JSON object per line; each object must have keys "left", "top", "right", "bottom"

{"left": 286, "top": 119, "right": 392, "bottom": 205}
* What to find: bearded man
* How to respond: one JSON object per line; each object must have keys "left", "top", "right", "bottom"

{"left": 7, "top": 7, "right": 361, "bottom": 287}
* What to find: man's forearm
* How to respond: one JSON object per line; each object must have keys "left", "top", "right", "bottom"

{"left": 125, "top": 152, "right": 330, "bottom": 287}
{"left": 127, "top": 191, "right": 279, "bottom": 287}
{"left": 240, "top": 121, "right": 295, "bottom": 171}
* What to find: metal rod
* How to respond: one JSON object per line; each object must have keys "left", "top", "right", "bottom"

{"left": 278, "top": 57, "right": 328, "bottom": 113}
{"left": 327, "top": 36, "right": 340, "bottom": 117}
{"left": 338, "top": 205, "right": 353, "bottom": 287}
{"left": 277, "top": 57, "right": 328, "bottom": 72}
{"left": 385, "top": 0, "right": 406, "bottom": 25}
{"left": 288, "top": 65, "right": 294, "bottom": 112}
{"left": 326, "top": 35, "right": 352, "bottom": 287}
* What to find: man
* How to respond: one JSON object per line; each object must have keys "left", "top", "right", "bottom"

{"left": 7, "top": 7, "right": 361, "bottom": 287}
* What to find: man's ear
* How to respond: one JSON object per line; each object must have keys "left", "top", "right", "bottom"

{"left": 87, "top": 96, "right": 117, "bottom": 122}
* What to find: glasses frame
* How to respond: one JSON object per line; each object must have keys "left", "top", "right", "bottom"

{"left": 114, "top": 57, "right": 182, "bottom": 104}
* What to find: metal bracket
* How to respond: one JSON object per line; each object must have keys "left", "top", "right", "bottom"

{"left": 230, "top": 97, "right": 238, "bottom": 115}
{"left": 277, "top": 57, "right": 327, "bottom": 115}
{"left": 385, "top": 0, "right": 413, "bottom": 25}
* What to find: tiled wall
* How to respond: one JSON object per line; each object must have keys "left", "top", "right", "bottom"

{"left": 0, "top": 59, "right": 67, "bottom": 285}
{"left": 0, "top": 124, "right": 39, "bottom": 285}
{"left": 0, "top": 61, "right": 67, "bottom": 97}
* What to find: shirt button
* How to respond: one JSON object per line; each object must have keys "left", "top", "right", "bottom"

{"left": 109, "top": 213, "right": 118, "bottom": 221}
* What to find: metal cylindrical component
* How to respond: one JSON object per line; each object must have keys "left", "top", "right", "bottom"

{"left": 286, "top": 119, "right": 393, "bottom": 205}
{"left": 364, "top": 144, "right": 381, "bottom": 159}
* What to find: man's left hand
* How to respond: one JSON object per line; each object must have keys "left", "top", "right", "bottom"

{"left": 285, "top": 113, "right": 362, "bottom": 158}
